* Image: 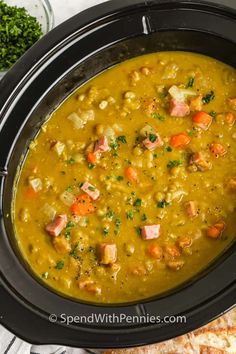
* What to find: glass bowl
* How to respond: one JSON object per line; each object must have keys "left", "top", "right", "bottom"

{"left": 0, "top": 0, "right": 54, "bottom": 78}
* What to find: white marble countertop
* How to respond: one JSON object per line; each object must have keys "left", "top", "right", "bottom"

{"left": 50, "top": 0, "right": 108, "bottom": 26}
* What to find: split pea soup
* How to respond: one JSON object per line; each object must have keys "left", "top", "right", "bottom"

{"left": 13, "top": 52, "right": 236, "bottom": 303}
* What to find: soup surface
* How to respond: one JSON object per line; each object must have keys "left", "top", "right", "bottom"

{"left": 14, "top": 52, "right": 236, "bottom": 303}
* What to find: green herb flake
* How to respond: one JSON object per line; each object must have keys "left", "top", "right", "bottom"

{"left": 116, "top": 175, "right": 124, "bottom": 181}
{"left": 67, "top": 158, "right": 76, "bottom": 165}
{"left": 115, "top": 218, "right": 122, "bottom": 228}
{"left": 135, "top": 227, "right": 142, "bottom": 236}
{"left": 88, "top": 163, "right": 95, "bottom": 170}
{"left": 55, "top": 260, "right": 65, "bottom": 270}
{"left": 186, "top": 77, "right": 195, "bottom": 88}
{"left": 202, "top": 91, "right": 215, "bottom": 104}
{"left": 151, "top": 112, "right": 165, "bottom": 121}
{"left": 42, "top": 272, "right": 49, "bottom": 279}
{"left": 106, "top": 210, "right": 114, "bottom": 220}
{"left": 126, "top": 210, "right": 134, "bottom": 220}
{"left": 0, "top": 0, "right": 43, "bottom": 71}
{"left": 110, "top": 140, "right": 119, "bottom": 150}
{"left": 157, "top": 200, "right": 170, "bottom": 208}
{"left": 88, "top": 185, "right": 96, "bottom": 191}
{"left": 117, "top": 135, "right": 127, "bottom": 144}
{"left": 167, "top": 160, "right": 182, "bottom": 169}
{"left": 103, "top": 227, "right": 109, "bottom": 236}
{"left": 209, "top": 111, "right": 217, "bottom": 118}
{"left": 149, "top": 133, "right": 157, "bottom": 143}
{"left": 141, "top": 214, "right": 147, "bottom": 222}
{"left": 165, "top": 146, "right": 173, "bottom": 152}
{"left": 133, "top": 198, "right": 142, "bottom": 207}
{"left": 70, "top": 243, "right": 81, "bottom": 259}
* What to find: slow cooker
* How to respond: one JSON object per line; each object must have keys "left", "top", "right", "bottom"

{"left": 0, "top": 0, "right": 235, "bottom": 348}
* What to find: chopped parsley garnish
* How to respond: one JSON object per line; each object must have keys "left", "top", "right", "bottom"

{"left": 115, "top": 218, "right": 122, "bottom": 228}
{"left": 151, "top": 112, "right": 165, "bottom": 121}
{"left": 141, "top": 213, "right": 147, "bottom": 222}
{"left": 165, "top": 146, "right": 173, "bottom": 152}
{"left": 186, "top": 77, "right": 195, "bottom": 88}
{"left": 167, "top": 160, "right": 182, "bottom": 169}
{"left": 88, "top": 163, "right": 95, "bottom": 169}
{"left": 42, "top": 272, "right": 49, "bottom": 279}
{"left": 116, "top": 175, "right": 124, "bottom": 181}
{"left": 135, "top": 227, "right": 142, "bottom": 236}
{"left": 103, "top": 227, "right": 109, "bottom": 236}
{"left": 0, "top": 0, "right": 43, "bottom": 71}
{"left": 106, "top": 210, "right": 114, "bottom": 220}
{"left": 66, "top": 185, "right": 73, "bottom": 192}
{"left": 133, "top": 198, "right": 142, "bottom": 207}
{"left": 117, "top": 135, "right": 127, "bottom": 144}
{"left": 67, "top": 158, "right": 76, "bottom": 165}
{"left": 70, "top": 243, "right": 80, "bottom": 259}
{"left": 202, "top": 91, "right": 215, "bottom": 104}
{"left": 64, "top": 230, "right": 71, "bottom": 240}
{"left": 209, "top": 111, "right": 217, "bottom": 118}
{"left": 149, "top": 133, "right": 157, "bottom": 143}
{"left": 110, "top": 140, "right": 119, "bottom": 150}
{"left": 55, "top": 260, "right": 64, "bottom": 270}
{"left": 88, "top": 186, "right": 96, "bottom": 191}
{"left": 127, "top": 210, "right": 134, "bottom": 220}
{"left": 157, "top": 200, "right": 170, "bottom": 208}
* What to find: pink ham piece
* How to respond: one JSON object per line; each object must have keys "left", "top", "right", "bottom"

{"left": 94, "top": 136, "right": 110, "bottom": 154}
{"left": 98, "top": 243, "right": 117, "bottom": 265}
{"left": 143, "top": 134, "right": 163, "bottom": 151}
{"left": 81, "top": 181, "right": 100, "bottom": 200}
{"left": 141, "top": 224, "right": 161, "bottom": 240}
{"left": 170, "top": 99, "right": 190, "bottom": 117}
{"left": 46, "top": 214, "right": 67, "bottom": 237}
{"left": 185, "top": 200, "right": 198, "bottom": 218}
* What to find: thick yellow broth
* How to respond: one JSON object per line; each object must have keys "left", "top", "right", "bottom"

{"left": 13, "top": 52, "right": 236, "bottom": 303}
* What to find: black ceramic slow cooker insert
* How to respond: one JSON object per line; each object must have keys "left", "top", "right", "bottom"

{"left": 0, "top": 0, "right": 235, "bottom": 348}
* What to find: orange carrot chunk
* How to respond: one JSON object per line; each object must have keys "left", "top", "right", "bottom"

{"left": 87, "top": 152, "right": 97, "bottom": 164}
{"left": 207, "top": 222, "right": 225, "bottom": 239}
{"left": 210, "top": 143, "right": 227, "bottom": 157}
{"left": 147, "top": 244, "right": 163, "bottom": 259}
{"left": 192, "top": 111, "right": 212, "bottom": 130}
{"left": 70, "top": 193, "right": 95, "bottom": 216}
{"left": 25, "top": 187, "right": 37, "bottom": 199}
{"left": 170, "top": 132, "right": 191, "bottom": 148}
{"left": 225, "top": 112, "right": 235, "bottom": 126}
{"left": 125, "top": 166, "right": 138, "bottom": 183}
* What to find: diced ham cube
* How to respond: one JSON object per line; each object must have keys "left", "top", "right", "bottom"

{"left": 81, "top": 181, "right": 100, "bottom": 200}
{"left": 98, "top": 243, "right": 117, "bottom": 265}
{"left": 143, "top": 134, "right": 163, "bottom": 151}
{"left": 189, "top": 152, "right": 212, "bottom": 172}
{"left": 141, "top": 224, "right": 160, "bottom": 240}
{"left": 169, "top": 99, "right": 190, "bottom": 117}
{"left": 94, "top": 136, "right": 110, "bottom": 154}
{"left": 185, "top": 200, "right": 198, "bottom": 218}
{"left": 46, "top": 214, "right": 67, "bottom": 237}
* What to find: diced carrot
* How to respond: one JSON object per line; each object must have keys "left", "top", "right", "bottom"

{"left": 25, "top": 187, "right": 37, "bottom": 199}
{"left": 125, "top": 166, "right": 138, "bottom": 182}
{"left": 70, "top": 193, "right": 95, "bottom": 216}
{"left": 207, "top": 222, "right": 225, "bottom": 239}
{"left": 147, "top": 244, "right": 163, "bottom": 259}
{"left": 87, "top": 152, "right": 97, "bottom": 164}
{"left": 210, "top": 143, "right": 227, "bottom": 157}
{"left": 225, "top": 112, "right": 235, "bottom": 126}
{"left": 170, "top": 132, "right": 191, "bottom": 148}
{"left": 192, "top": 111, "right": 212, "bottom": 130}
